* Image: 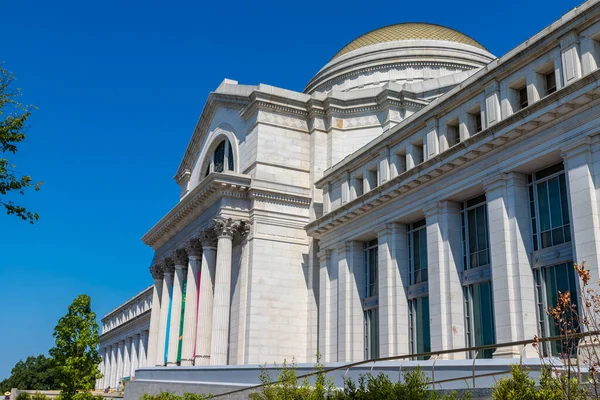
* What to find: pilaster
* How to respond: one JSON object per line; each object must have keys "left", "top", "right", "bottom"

{"left": 484, "top": 173, "right": 538, "bottom": 358}
{"left": 195, "top": 229, "right": 218, "bottom": 366}
{"left": 181, "top": 239, "right": 202, "bottom": 366}
{"left": 337, "top": 241, "right": 363, "bottom": 362}
{"left": 424, "top": 201, "right": 465, "bottom": 359}
{"left": 318, "top": 249, "right": 335, "bottom": 362}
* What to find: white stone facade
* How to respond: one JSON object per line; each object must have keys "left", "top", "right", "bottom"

{"left": 98, "top": 287, "right": 152, "bottom": 389}
{"left": 99, "top": 0, "right": 600, "bottom": 387}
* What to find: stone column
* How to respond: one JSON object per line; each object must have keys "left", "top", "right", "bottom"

{"left": 146, "top": 264, "right": 164, "bottom": 369}
{"left": 378, "top": 223, "right": 410, "bottom": 357}
{"left": 115, "top": 340, "right": 124, "bottom": 385}
{"left": 210, "top": 218, "right": 241, "bottom": 365}
{"left": 109, "top": 344, "right": 117, "bottom": 388}
{"left": 97, "top": 347, "right": 105, "bottom": 389}
{"left": 485, "top": 173, "right": 538, "bottom": 358}
{"left": 156, "top": 260, "right": 174, "bottom": 366}
{"left": 139, "top": 331, "right": 149, "bottom": 367}
{"left": 195, "top": 230, "right": 218, "bottom": 365}
{"left": 130, "top": 333, "right": 140, "bottom": 377}
{"left": 318, "top": 249, "right": 336, "bottom": 362}
{"left": 167, "top": 248, "right": 188, "bottom": 366}
{"left": 563, "top": 139, "right": 600, "bottom": 288}
{"left": 337, "top": 241, "right": 363, "bottom": 362}
{"left": 181, "top": 239, "right": 203, "bottom": 366}
{"left": 424, "top": 201, "right": 465, "bottom": 359}
{"left": 123, "top": 337, "right": 132, "bottom": 378}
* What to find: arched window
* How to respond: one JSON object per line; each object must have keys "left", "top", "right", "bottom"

{"left": 205, "top": 139, "right": 235, "bottom": 177}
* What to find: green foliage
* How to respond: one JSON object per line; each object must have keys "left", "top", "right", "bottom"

{"left": 70, "top": 392, "right": 103, "bottom": 400}
{"left": 16, "top": 393, "right": 30, "bottom": 400}
{"left": 31, "top": 393, "right": 51, "bottom": 400}
{"left": 49, "top": 295, "right": 101, "bottom": 400}
{"left": 140, "top": 392, "right": 212, "bottom": 400}
{"left": 248, "top": 361, "right": 467, "bottom": 400}
{"left": 0, "top": 355, "right": 58, "bottom": 392}
{"left": 0, "top": 63, "right": 41, "bottom": 223}
{"left": 492, "top": 365, "right": 587, "bottom": 400}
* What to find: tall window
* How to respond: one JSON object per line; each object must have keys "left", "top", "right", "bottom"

{"left": 363, "top": 239, "right": 379, "bottom": 359}
{"left": 528, "top": 163, "right": 570, "bottom": 251}
{"left": 461, "top": 195, "right": 495, "bottom": 358}
{"left": 409, "top": 296, "right": 430, "bottom": 360}
{"left": 204, "top": 139, "right": 235, "bottom": 177}
{"left": 528, "top": 163, "right": 578, "bottom": 356}
{"left": 408, "top": 219, "right": 427, "bottom": 285}
{"left": 408, "top": 219, "right": 430, "bottom": 359}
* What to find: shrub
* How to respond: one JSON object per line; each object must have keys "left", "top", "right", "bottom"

{"left": 31, "top": 393, "right": 50, "bottom": 400}
{"left": 16, "top": 393, "right": 30, "bottom": 400}
{"left": 140, "top": 392, "right": 212, "bottom": 400}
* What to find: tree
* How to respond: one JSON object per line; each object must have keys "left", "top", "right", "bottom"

{"left": 0, "top": 63, "right": 42, "bottom": 223}
{"left": 49, "top": 295, "right": 101, "bottom": 400}
{"left": 0, "top": 354, "right": 57, "bottom": 392}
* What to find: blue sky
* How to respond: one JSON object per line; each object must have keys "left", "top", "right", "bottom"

{"left": 0, "top": 0, "right": 582, "bottom": 380}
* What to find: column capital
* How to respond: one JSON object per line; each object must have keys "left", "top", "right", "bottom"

{"left": 149, "top": 264, "right": 163, "bottom": 280}
{"left": 163, "top": 258, "right": 175, "bottom": 275}
{"left": 317, "top": 249, "right": 331, "bottom": 262}
{"left": 213, "top": 217, "right": 250, "bottom": 239}
{"left": 172, "top": 248, "right": 188, "bottom": 267}
{"left": 187, "top": 238, "right": 203, "bottom": 257}
{"left": 561, "top": 136, "right": 592, "bottom": 159}
{"left": 199, "top": 229, "right": 218, "bottom": 248}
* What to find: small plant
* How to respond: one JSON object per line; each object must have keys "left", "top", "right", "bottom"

{"left": 140, "top": 392, "right": 212, "bottom": 400}
{"left": 492, "top": 365, "right": 586, "bottom": 400}
{"left": 16, "top": 393, "right": 30, "bottom": 400}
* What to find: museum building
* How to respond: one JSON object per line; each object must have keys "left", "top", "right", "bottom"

{"left": 98, "top": 0, "right": 600, "bottom": 390}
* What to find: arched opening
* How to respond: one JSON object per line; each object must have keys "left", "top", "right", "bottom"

{"left": 204, "top": 138, "right": 235, "bottom": 177}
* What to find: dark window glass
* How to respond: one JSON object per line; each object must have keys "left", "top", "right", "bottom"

{"left": 546, "top": 71, "right": 557, "bottom": 95}
{"left": 475, "top": 113, "right": 482, "bottom": 133}
{"left": 213, "top": 141, "right": 225, "bottom": 173}
{"left": 227, "top": 141, "right": 234, "bottom": 171}
{"left": 518, "top": 87, "right": 528, "bottom": 109}
{"left": 414, "top": 296, "right": 430, "bottom": 360}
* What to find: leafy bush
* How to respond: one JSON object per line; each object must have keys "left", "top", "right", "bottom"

{"left": 248, "top": 359, "right": 468, "bottom": 400}
{"left": 140, "top": 392, "right": 212, "bottom": 400}
{"left": 16, "top": 393, "right": 31, "bottom": 400}
{"left": 71, "top": 392, "right": 103, "bottom": 400}
{"left": 492, "top": 365, "right": 587, "bottom": 400}
{"left": 31, "top": 393, "right": 51, "bottom": 400}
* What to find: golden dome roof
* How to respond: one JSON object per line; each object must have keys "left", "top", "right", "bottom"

{"left": 332, "top": 23, "right": 487, "bottom": 60}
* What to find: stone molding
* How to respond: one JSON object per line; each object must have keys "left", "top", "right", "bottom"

{"left": 142, "top": 173, "right": 252, "bottom": 248}
{"left": 307, "top": 72, "right": 600, "bottom": 236}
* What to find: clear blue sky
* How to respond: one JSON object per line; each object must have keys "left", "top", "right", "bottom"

{"left": 0, "top": 0, "right": 581, "bottom": 380}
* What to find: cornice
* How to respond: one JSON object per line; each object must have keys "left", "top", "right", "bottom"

{"left": 307, "top": 75, "right": 600, "bottom": 237}
{"left": 102, "top": 286, "right": 153, "bottom": 322}
{"left": 313, "top": 5, "right": 600, "bottom": 186}
{"left": 248, "top": 188, "right": 312, "bottom": 206}
{"left": 100, "top": 309, "right": 151, "bottom": 343}
{"left": 175, "top": 92, "right": 250, "bottom": 181}
{"left": 142, "top": 173, "right": 252, "bottom": 249}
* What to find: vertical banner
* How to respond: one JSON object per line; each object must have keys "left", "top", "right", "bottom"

{"left": 164, "top": 285, "right": 173, "bottom": 365}
{"left": 177, "top": 278, "right": 187, "bottom": 362}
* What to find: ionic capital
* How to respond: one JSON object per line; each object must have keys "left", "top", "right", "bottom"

{"left": 149, "top": 264, "right": 164, "bottom": 280}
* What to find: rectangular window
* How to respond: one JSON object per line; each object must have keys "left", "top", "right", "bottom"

{"left": 545, "top": 71, "right": 557, "bottom": 95}
{"left": 446, "top": 119, "right": 460, "bottom": 147}
{"left": 413, "top": 143, "right": 424, "bottom": 165}
{"left": 464, "top": 282, "right": 495, "bottom": 358}
{"left": 518, "top": 86, "right": 528, "bottom": 110}
{"left": 364, "top": 308, "right": 379, "bottom": 359}
{"left": 467, "top": 107, "right": 482, "bottom": 135}
{"left": 408, "top": 219, "right": 428, "bottom": 285}
{"left": 395, "top": 152, "right": 407, "bottom": 175}
{"left": 461, "top": 195, "right": 490, "bottom": 270}
{"left": 367, "top": 168, "right": 378, "bottom": 191}
{"left": 528, "top": 163, "right": 570, "bottom": 250}
{"left": 354, "top": 175, "right": 364, "bottom": 197}
{"left": 534, "top": 262, "right": 579, "bottom": 356}
{"left": 364, "top": 239, "right": 378, "bottom": 298}
{"left": 409, "top": 296, "right": 431, "bottom": 359}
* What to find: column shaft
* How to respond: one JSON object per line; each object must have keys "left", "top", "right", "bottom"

{"left": 109, "top": 345, "right": 117, "bottom": 388}
{"left": 130, "top": 334, "right": 139, "bottom": 377}
{"left": 195, "top": 244, "right": 217, "bottom": 365}
{"left": 181, "top": 245, "right": 202, "bottom": 366}
{"left": 123, "top": 337, "right": 131, "bottom": 377}
{"left": 210, "top": 231, "right": 234, "bottom": 365}
{"left": 140, "top": 331, "right": 148, "bottom": 367}
{"left": 167, "top": 261, "right": 186, "bottom": 366}
{"left": 337, "top": 242, "right": 363, "bottom": 362}
{"left": 115, "top": 341, "right": 124, "bottom": 386}
{"left": 156, "top": 266, "right": 174, "bottom": 366}
{"left": 146, "top": 269, "right": 163, "bottom": 369}
{"left": 425, "top": 202, "right": 465, "bottom": 359}
{"left": 485, "top": 173, "right": 538, "bottom": 358}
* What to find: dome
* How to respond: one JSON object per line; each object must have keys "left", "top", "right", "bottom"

{"left": 305, "top": 23, "right": 494, "bottom": 95}
{"left": 332, "top": 23, "right": 487, "bottom": 60}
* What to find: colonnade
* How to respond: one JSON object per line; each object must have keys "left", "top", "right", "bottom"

{"left": 97, "top": 330, "right": 149, "bottom": 389}
{"left": 147, "top": 217, "right": 249, "bottom": 367}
